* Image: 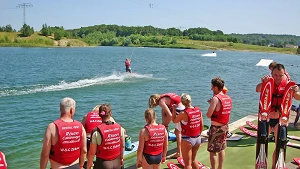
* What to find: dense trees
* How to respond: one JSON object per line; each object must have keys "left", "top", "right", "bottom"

{"left": 0, "top": 24, "right": 16, "bottom": 32}
{"left": 1, "top": 23, "right": 299, "bottom": 50}
{"left": 231, "top": 33, "right": 300, "bottom": 47}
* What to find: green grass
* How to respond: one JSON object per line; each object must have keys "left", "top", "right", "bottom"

{"left": 177, "top": 39, "right": 298, "bottom": 55}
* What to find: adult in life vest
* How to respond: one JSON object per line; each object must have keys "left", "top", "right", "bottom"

{"left": 136, "top": 108, "right": 168, "bottom": 169}
{"left": 86, "top": 104, "right": 125, "bottom": 169}
{"left": 256, "top": 63, "right": 300, "bottom": 169}
{"left": 40, "top": 97, "right": 87, "bottom": 169}
{"left": 125, "top": 58, "right": 132, "bottom": 73}
{"left": 206, "top": 77, "right": 232, "bottom": 169}
{"left": 0, "top": 151, "right": 7, "bottom": 169}
{"left": 172, "top": 93, "right": 204, "bottom": 169}
{"left": 149, "top": 93, "right": 183, "bottom": 157}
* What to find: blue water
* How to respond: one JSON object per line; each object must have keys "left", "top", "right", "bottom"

{"left": 0, "top": 46, "right": 299, "bottom": 168}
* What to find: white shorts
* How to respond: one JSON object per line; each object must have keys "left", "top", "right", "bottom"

{"left": 175, "top": 122, "right": 182, "bottom": 132}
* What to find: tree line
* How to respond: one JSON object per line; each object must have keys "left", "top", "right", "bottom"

{"left": 1, "top": 23, "right": 300, "bottom": 53}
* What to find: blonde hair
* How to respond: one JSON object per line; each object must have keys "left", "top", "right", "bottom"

{"left": 144, "top": 108, "right": 156, "bottom": 124}
{"left": 149, "top": 94, "right": 160, "bottom": 108}
{"left": 181, "top": 93, "right": 191, "bottom": 107}
{"left": 60, "top": 97, "right": 76, "bottom": 114}
{"left": 92, "top": 105, "right": 101, "bottom": 112}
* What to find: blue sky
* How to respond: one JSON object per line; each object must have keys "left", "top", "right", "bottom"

{"left": 1, "top": 0, "right": 300, "bottom": 36}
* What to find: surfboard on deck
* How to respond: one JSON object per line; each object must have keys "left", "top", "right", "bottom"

{"left": 293, "top": 157, "right": 300, "bottom": 166}
{"left": 246, "top": 121, "right": 300, "bottom": 141}
{"left": 177, "top": 157, "right": 210, "bottom": 169}
{"left": 239, "top": 126, "right": 300, "bottom": 149}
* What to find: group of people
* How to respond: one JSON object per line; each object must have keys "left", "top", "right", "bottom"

{"left": 147, "top": 76, "right": 232, "bottom": 169}
{"left": 36, "top": 76, "right": 232, "bottom": 169}
{"left": 0, "top": 61, "right": 291, "bottom": 169}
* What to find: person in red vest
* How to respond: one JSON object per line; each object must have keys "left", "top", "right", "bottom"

{"left": 256, "top": 64, "right": 300, "bottom": 169}
{"left": 81, "top": 105, "right": 103, "bottom": 153}
{"left": 86, "top": 104, "right": 125, "bottom": 169}
{"left": 149, "top": 93, "right": 184, "bottom": 157}
{"left": 136, "top": 108, "right": 168, "bottom": 169}
{"left": 125, "top": 58, "right": 132, "bottom": 73}
{"left": 206, "top": 77, "right": 232, "bottom": 169}
{"left": 172, "top": 93, "right": 203, "bottom": 169}
{"left": 40, "top": 97, "right": 87, "bottom": 169}
{"left": 0, "top": 151, "right": 7, "bottom": 169}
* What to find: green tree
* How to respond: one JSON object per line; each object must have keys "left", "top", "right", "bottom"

{"left": 4, "top": 24, "right": 13, "bottom": 32}
{"left": 297, "top": 47, "right": 300, "bottom": 54}
{"left": 54, "top": 30, "right": 64, "bottom": 40}
{"left": 40, "top": 23, "right": 52, "bottom": 36}
{"left": 20, "top": 24, "right": 34, "bottom": 37}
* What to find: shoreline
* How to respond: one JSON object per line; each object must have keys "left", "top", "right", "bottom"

{"left": 0, "top": 44, "right": 298, "bottom": 56}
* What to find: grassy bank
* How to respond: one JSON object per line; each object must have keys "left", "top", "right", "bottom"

{"left": 0, "top": 32, "right": 298, "bottom": 55}
{"left": 0, "top": 32, "right": 88, "bottom": 47}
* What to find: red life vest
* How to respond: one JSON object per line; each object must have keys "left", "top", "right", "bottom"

{"left": 211, "top": 94, "right": 232, "bottom": 125}
{"left": 125, "top": 60, "right": 130, "bottom": 67}
{"left": 285, "top": 72, "right": 291, "bottom": 81}
{"left": 181, "top": 107, "right": 202, "bottom": 137}
{"left": 143, "top": 124, "right": 166, "bottom": 155}
{"left": 271, "top": 80, "right": 287, "bottom": 112}
{"left": 85, "top": 111, "right": 102, "bottom": 134}
{"left": 159, "top": 93, "right": 181, "bottom": 108}
{"left": 0, "top": 151, "right": 7, "bottom": 169}
{"left": 49, "top": 119, "right": 82, "bottom": 165}
{"left": 96, "top": 122, "right": 121, "bottom": 160}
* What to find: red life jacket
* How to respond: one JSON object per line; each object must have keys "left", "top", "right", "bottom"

{"left": 0, "top": 151, "right": 7, "bottom": 169}
{"left": 181, "top": 107, "right": 202, "bottom": 137}
{"left": 96, "top": 122, "right": 121, "bottom": 160}
{"left": 125, "top": 60, "right": 130, "bottom": 67}
{"left": 271, "top": 80, "right": 287, "bottom": 112}
{"left": 159, "top": 93, "right": 181, "bottom": 108}
{"left": 211, "top": 94, "right": 232, "bottom": 125}
{"left": 85, "top": 112, "right": 102, "bottom": 134}
{"left": 49, "top": 119, "right": 82, "bottom": 165}
{"left": 143, "top": 124, "right": 166, "bottom": 155}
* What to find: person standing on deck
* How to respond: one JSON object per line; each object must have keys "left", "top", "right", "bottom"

{"left": 86, "top": 104, "right": 125, "bottom": 169}
{"left": 40, "top": 97, "right": 87, "bottom": 169}
{"left": 172, "top": 93, "right": 203, "bottom": 169}
{"left": 256, "top": 64, "right": 300, "bottom": 169}
{"left": 136, "top": 108, "right": 168, "bottom": 169}
{"left": 206, "top": 77, "right": 232, "bottom": 169}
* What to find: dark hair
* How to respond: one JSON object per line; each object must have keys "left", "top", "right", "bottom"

{"left": 99, "top": 104, "right": 112, "bottom": 119}
{"left": 211, "top": 77, "right": 225, "bottom": 91}
{"left": 272, "top": 63, "right": 285, "bottom": 72}
{"left": 268, "top": 61, "right": 277, "bottom": 70}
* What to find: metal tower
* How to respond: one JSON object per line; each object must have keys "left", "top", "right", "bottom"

{"left": 16, "top": 3, "right": 33, "bottom": 25}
